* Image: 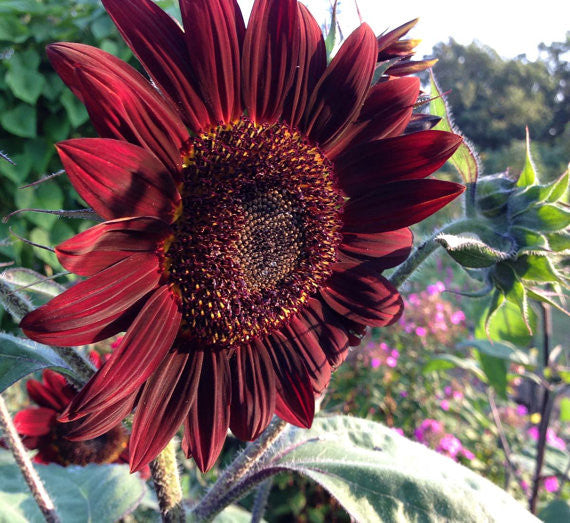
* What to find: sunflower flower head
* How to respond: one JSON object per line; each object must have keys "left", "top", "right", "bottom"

{"left": 21, "top": 0, "right": 464, "bottom": 473}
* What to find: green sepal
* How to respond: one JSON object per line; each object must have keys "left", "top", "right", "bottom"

{"left": 545, "top": 231, "right": 570, "bottom": 252}
{"left": 546, "top": 169, "right": 569, "bottom": 202}
{"left": 511, "top": 255, "right": 566, "bottom": 286}
{"left": 511, "top": 226, "right": 550, "bottom": 253}
{"left": 513, "top": 204, "right": 570, "bottom": 232}
{"left": 526, "top": 288, "right": 570, "bottom": 317}
{"left": 515, "top": 128, "right": 538, "bottom": 188}
{"left": 436, "top": 234, "right": 511, "bottom": 268}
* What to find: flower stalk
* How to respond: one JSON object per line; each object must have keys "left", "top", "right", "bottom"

{"left": 190, "top": 418, "right": 287, "bottom": 522}
{"left": 0, "top": 395, "right": 60, "bottom": 523}
{"left": 150, "top": 440, "right": 185, "bottom": 523}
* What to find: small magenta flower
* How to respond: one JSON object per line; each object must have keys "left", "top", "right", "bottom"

{"left": 440, "top": 399, "right": 450, "bottom": 411}
{"left": 450, "top": 310, "right": 466, "bottom": 325}
{"left": 516, "top": 404, "right": 528, "bottom": 416}
{"left": 527, "top": 426, "right": 540, "bottom": 440}
{"left": 437, "top": 433, "right": 462, "bottom": 458}
{"left": 371, "top": 357, "right": 381, "bottom": 369}
{"left": 415, "top": 326, "right": 427, "bottom": 337}
{"left": 544, "top": 476, "right": 559, "bottom": 493}
{"left": 427, "top": 281, "right": 445, "bottom": 295}
{"left": 386, "top": 356, "right": 397, "bottom": 368}
{"left": 444, "top": 385, "right": 452, "bottom": 396}
{"left": 461, "top": 448, "right": 475, "bottom": 460}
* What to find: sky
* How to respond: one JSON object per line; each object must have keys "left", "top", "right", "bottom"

{"left": 238, "top": 0, "right": 569, "bottom": 61}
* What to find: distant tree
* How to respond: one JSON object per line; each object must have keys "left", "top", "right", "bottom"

{"left": 429, "top": 38, "right": 566, "bottom": 150}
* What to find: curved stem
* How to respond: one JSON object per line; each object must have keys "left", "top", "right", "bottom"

{"left": 251, "top": 479, "right": 273, "bottom": 523}
{"left": 191, "top": 418, "right": 287, "bottom": 522}
{"left": 150, "top": 440, "right": 185, "bottom": 523}
{"left": 0, "top": 395, "right": 60, "bottom": 523}
{"left": 389, "top": 218, "right": 489, "bottom": 288}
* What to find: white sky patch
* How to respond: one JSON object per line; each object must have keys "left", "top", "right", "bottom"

{"left": 238, "top": 0, "right": 569, "bottom": 61}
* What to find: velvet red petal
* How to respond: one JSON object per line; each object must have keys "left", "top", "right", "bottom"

{"left": 377, "top": 19, "right": 418, "bottom": 57}
{"left": 303, "top": 24, "right": 377, "bottom": 149}
{"left": 281, "top": 3, "right": 326, "bottom": 128}
{"left": 339, "top": 228, "right": 413, "bottom": 268}
{"left": 229, "top": 343, "right": 275, "bottom": 441}
{"left": 183, "top": 349, "right": 231, "bottom": 473}
{"left": 26, "top": 379, "right": 61, "bottom": 411}
{"left": 321, "top": 263, "right": 403, "bottom": 327}
{"left": 298, "top": 298, "right": 351, "bottom": 369}
{"left": 180, "top": 0, "right": 245, "bottom": 124}
{"left": 56, "top": 138, "right": 180, "bottom": 222}
{"left": 60, "top": 285, "right": 181, "bottom": 422}
{"left": 260, "top": 335, "right": 314, "bottom": 428}
{"left": 130, "top": 348, "right": 203, "bottom": 472}
{"left": 335, "top": 131, "right": 463, "bottom": 197}
{"left": 63, "top": 391, "right": 138, "bottom": 440}
{"left": 73, "top": 66, "right": 187, "bottom": 178}
{"left": 26, "top": 370, "right": 74, "bottom": 411}
{"left": 20, "top": 253, "right": 162, "bottom": 347}
{"left": 56, "top": 217, "right": 170, "bottom": 277}
{"left": 14, "top": 408, "right": 55, "bottom": 436}
{"left": 102, "top": 0, "right": 210, "bottom": 131}
{"left": 281, "top": 316, "right": 332, "bottom": 394}
{"left": 342, "top": 179, "right": 466, "bottom": 234}
{"left": 326, "top": 77, "right": 420, "bottom": 159}
{"left": 242, "top": 0, "right": 299, "bottom": 123}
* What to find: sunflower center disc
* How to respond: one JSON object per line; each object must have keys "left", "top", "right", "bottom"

{"left": 52, "top": 423, "right": 128, "bottom": 466}
{"left": 165, "top": 117, "right": 343, "bottom": 347}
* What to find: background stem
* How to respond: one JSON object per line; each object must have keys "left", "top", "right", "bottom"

{"left": 0, "top": 395, "right": 60, "bottom": 523}
{"left": 250, "top": 479, "right": 273, "bottom": 523}
{"left": 529, "top": 303, "right": 553, "bottom": 514}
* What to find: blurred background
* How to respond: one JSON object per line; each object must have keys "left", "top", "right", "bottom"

{"left": 0, "top": 1, "right": 568, "bottom": 521}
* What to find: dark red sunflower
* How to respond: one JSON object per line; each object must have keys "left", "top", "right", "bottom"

{"left": 12, "top": 359, "right": 147, "bottom": 477}
{"left": 21, "top": 0, "right": 464, "bottom": 472}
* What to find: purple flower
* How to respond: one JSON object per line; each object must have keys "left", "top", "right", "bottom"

{"left": 427, "top": 281, "right": 446, "bottom": 295}
{"left": 437, "top": 433, "right": 462, "bottom": 458}
{"left": 461, "top": 448, "right": 475, "bottom": 460}
{"left": 408, "top": 293, "right": 420, "bottom": 305}
{"left": 386, "top": 356, "right": 397, "bottom": 368}
{"left": 399, "top": 390, "right": 408, "bottom": 398}
{"left": 452, "top": 391, "right": 464, "bottom": 401}
{"left": 546, "top": 428, "right": 566, "bottom": 450}
{"left": 527, "top": 426, "right": 539, "bottom": 440}
{"left": 380, "top": 342, "right": 389, "bottom": 352}
{"left": 450, "top": 310, "right": 466, "bottom": 325}
{"left": 415, "top": 326, "right": 427, "bottom": 337}
{"left": 415, "top": 419, "right": 443, "bottom": 443}
{"left": 544, "top": 476, "right": 559, "bottom": 493}
{"left": 371, "top": 357, "right": 381, "bottom": 369}
{"left": 440, "top": 400, "right": 450, "bottom": 411}
{"left": 521, "top": 480, "right": 529, "bottom": 492}
{"left": 390, "top": 349, "right": 400, "bottom": 358}
{"left": 444, "top": 385, "right": 453, "bottom": 397}
{"left": 516, "top": 404, "right": 528, "bottom": 416}
{"left": 392, "top": 427, "right": 404, "bottom": 436}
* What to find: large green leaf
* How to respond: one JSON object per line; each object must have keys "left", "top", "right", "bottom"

{"left": 0, "top": 454, "right": 145, "bottom": 523}
{"left": 0, "top": 104, "right": 36, "bottom": 138}
{"left": 460, "top": 339, "right": 532, "bottom": 365}
{"left": 263, "top": 416, "right": 536, "bottom": 523}
{"left": 539, "top": 500, "right": 570, "bottom": 523}
{"left": 0, "top": 333, "right": 76, "bottom": 393}
{"left": 430, "top": 72, "right": 479, "bottom": 184}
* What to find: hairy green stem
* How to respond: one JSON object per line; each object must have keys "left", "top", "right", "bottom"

{"left": 250, "top": 479, "right": 273, "bottom": 523}
{"left": 0, "top": 395, "right": 60, "bottom": 523}
{"left": 150, "top": 440, "right": 185, "bottom": 523}
{"left": 389, "top": 218, "right": 489, "bottom": 288}
{"left": 191, "top": 418, "right": 287, "bottom": 522}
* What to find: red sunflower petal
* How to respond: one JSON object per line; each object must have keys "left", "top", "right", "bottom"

{"left": 101, "top": 0, "right": 211, "bottom": 131}
{"left": 129, "top": 348, "right": 203, "bottom": 472}
{"left": 229, "top": 343, "right": 275, "bottom": 441}
{"left": 342, "top": 179, "right": 466, "bottom": 233}
{"left": 179, "top": 0, "right": 245, "bottom": 124}
{"left": 20, "top": 253, "right": 162, "bottom": 347}
{"left": 26, "top": 372, "right": 72, "bottom": 411}
{"left": 63, "top": 390, "right": 138, "bottom": 440}
{"left": 300, "top": 298, "right": 350, "bottom": 368}
{"left": 183, "top": 349, "right": 231, "bottom": 473}
{"left": 42, "top": 370, "right": 76, "bottom": 404}
{"left": 260, "top": 335, "right": 314, "bottom": 428}
{"left": 377, "top": 19, "right": 418, "bottom": 58}
{"left": 14, "top": 408, "right": 55, "bottom": 436}
{"left": 321, "top": 263, "right": 404, "bottom": 327}
{"left": 335, "top": 130, "right": 462, "bottom": 197}
{"left": 326, "top": 76, "right": 420, "bottom": 159}
{"left": 281, "top": 3, "right": 326, "bottom": 128}
{"left": 303, "top": 23, "right": 377, "bottom": 149}
{"left": 60, "top": 285, "right": 181, "bottom": 422}
{"left": 282, "top": 316, "right": 332, "bottom": 394}
{"left": 56, "top": 138, "right": 180, "bottom": 222}
{"left": 73, "top": 66, "right": 188, "bottom": 178}
{"left": 242, "top": 0, "right": 299, "bottom": 123}
{"left": 56, "top": 217, "right": 170, "bottom": 277}
{"left": 339, "top": 228, "right": 413, "bottom": 268}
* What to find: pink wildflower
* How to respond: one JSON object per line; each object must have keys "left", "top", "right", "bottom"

{"left": 450, "top": 310, "right": 466, "bottom": 325}
{"left": 371, "top": 357, "right": 381, "bottom": 369}
{"left": 516, "top": 404, "right": 528, "bottom": 416}
{"left": 386, "top": 356, "right": 397, "bottom": 368}
{"left": 415, "top": 326, "right": 427, "bottom": 337}
{"left": 440, "top": 399, "right": 450, "bottom": 411}
{"left": 544, "top": 476, "right": 559, "bottom": 493}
